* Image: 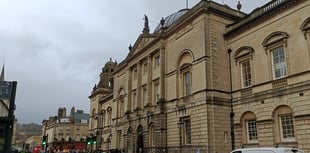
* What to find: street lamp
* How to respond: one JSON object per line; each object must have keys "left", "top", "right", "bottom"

{"left": 177, "top": 120, "right": 184, "bottom": 152}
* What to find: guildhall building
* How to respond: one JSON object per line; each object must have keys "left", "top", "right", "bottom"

{"left": 88, "top": 0, "right": 310, "bottom": 153}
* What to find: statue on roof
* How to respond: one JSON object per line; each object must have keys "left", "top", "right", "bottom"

{"left": 143, "top": 14, "right": 150, "bottom": 34}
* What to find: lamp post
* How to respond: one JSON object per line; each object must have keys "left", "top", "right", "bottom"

{"left": 177, "top": 120, "right": 184, "bottom": 153}
{"left": 228, "top": 49, "right": 235, "bottom": 151}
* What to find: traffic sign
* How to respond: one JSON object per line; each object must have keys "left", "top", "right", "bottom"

{"left": 0, "top": 81, "right": 13, "bottom": 100}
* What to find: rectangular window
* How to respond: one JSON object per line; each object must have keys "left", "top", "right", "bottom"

{"left": 155, "top": 56, "right": 160, "bottom": 68}
{"left": 184, "top": 71, "right": 191, "bottom": 96}
{"left": 280, "top": 114, "right": 295, "bottom": 140}
{"left": 183, "top": 119, "right": 191, "bottom": 144}
{"left": 116, "top": 130, "right": 122, "bottom": 148}
{"left": 143, "top": 87, "right": 147, "bottom": 104}
{"left": 154, "top": 82, "right": 160, "bottom": 102}
{"left": 246, "top": 120, "right": 257, "bottom": 142}
{"left": 133, "top": 68, "right": 137, "bottom": 80}
{"left": 272, "top": 47, "right": 286, "bottom": 79}
{"left": 119, "top": 100, "right": 124, "bottom": 117}
{"left": 143, "top": 63, "right": 148, "bottom": 75}
{"left": 241, "top": 60, "right": 252, "bottom": 88}
{"left": 133, "top": 91, "right": 137, "bottom": 109}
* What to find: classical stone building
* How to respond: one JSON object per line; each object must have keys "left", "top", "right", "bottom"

{"left": 42, "top": 107, "right": 89, "bottom": 152}
{"left": 89, "top": 0, "right": 310, "bottom": 153}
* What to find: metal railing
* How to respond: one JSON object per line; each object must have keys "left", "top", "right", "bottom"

{"left": 263, "top": 0, "right": 287, "bottom": 12}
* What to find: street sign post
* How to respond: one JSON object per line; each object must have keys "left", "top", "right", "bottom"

{"left": 0, "top": 81, "right": 17, "bottom": 153}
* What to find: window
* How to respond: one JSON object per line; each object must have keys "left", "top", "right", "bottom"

{"left": 262, "top": 31, "right": 289, "bottom": 80}
{"left": 143, "top": 63, "right": 148, "bottom": 75}
{"left": 272, "top": 47, "right": 286, "bottom": 79}
{"left": 241, "top": 60, "right": 252, "bottom": 88}
{"left": 133, "top": 68, "right": 137, "bottom": 80}
{"left": 107, "top": 107, "right": 112, "bottom": 126}
{"left": 280, "top": 114, "right": 295, "bottom": 140}
{"left": 118, "top": 99, "right": 124, "bottom": 117}
{"left": 183, "top": 118, "right": 191, "bottom": 144}
{"left": 143, "top": 86, "right": 147, "bottom": 105}
{"left": 149, "top": 124, "right": 155, "bottom": 146}
{"left": 154, "top": 82, "right": 160, "bottom": 103}
{"left": 241, "top": 112, "right": 257, "bottom": 144}
{"left": 154, "top": 56, "right": 160, "bottom": 68}
{"left": 273, "top": 106, "right": 295, "bottom": 142}
{"left": 246, "top": 120, "right": 257, "bottom": 142}
{"left": 233, "top": 46, "right": 254, "bottom": 88}
{"left": 133, "top": 91, "right": 137, "bottom": 109}
{"left": 183, "top": 71, "right": 191, "bottom": 96}
{"left": 116, "top": 130, "right": 122, "bottom": 148}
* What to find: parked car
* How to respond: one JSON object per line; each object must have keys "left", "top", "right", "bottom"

{"left": 231, "top": 148, "right": 304, "bottom": 153}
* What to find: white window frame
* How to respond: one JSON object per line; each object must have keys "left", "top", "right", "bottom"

{"left": 271, "top": 46, "right": 287, "bottom": 79}
{"left": 246, "top": 120, "right": 258, "bottom": 143}
{"left": 182, "top": 118, "right": 191, "bottom": 145}
{"left": 279, "top": 114, "right": 295, "bottom": 141}
{"left": 183, "top": 71, "right": 191, "bottom": 97}
{"left": 240, "top": 60, "right": 252, "bottom": 88}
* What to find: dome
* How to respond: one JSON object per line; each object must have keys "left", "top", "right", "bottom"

{"left": 105, "top": 60, "right": 116, "bottom": 67}
{"left": 154, "top": 9, "right": 189, "bottom": 33}
{"left": 104, "top": 58, "right": 117, "bottom": 67}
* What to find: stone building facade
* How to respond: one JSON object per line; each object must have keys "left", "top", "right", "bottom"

{"left": 42, "top": 107, "right": 89, "bottom": 152}
{"left": 89, "top": 0, "right": 310, "bottom": 153}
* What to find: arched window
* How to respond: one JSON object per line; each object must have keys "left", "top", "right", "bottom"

{"left": 177, "top": 50, "right": 193, "bottom": 100}
{"left": 241, "top": 111, "right": 257, "bottom": 144}
{"left": 148, "top": 123, "right": 155, "bottom": 146}
{"left": 273, "top": 105, "right": 295, "bottom": 142}
{"left": 262, "top": 31, "right": 289, "bottom": 80}
{"left": 234, "top": 46, "right": 255, "bottom": 88}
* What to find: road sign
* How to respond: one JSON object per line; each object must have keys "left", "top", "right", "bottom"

{"left": 0, "top": 81, "right": 13, "bottom": 100}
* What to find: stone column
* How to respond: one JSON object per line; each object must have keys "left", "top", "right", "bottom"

{"left": 127, "top": 68, "right": 132, "bottom": 111}
{"left": 137, "top": 62, "right": 142, "bottom": 110}
{"left": 147, "top": 55, "right": 153, "bottom": 106}
{"left": 159, "top": 43, "right": 166, "bottom": 99}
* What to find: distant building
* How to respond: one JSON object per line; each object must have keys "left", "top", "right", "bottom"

{"left": 42, "top": 107, "right": 89, "bottom": 152}
{"left": 23, "top": 136, "right": 41, "bottom": 152}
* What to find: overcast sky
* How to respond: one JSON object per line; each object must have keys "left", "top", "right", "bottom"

{"left": 0, "top": 0, "right": 270, "bottom": 124}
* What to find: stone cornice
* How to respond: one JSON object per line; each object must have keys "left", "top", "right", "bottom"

{"left": 224, "top": 0, "right": 305, "bottom": 39}
{"left": 162, "top": 0, "right": 244, "bottom": 40}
